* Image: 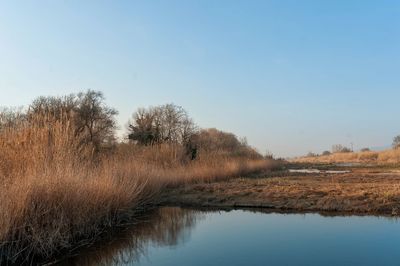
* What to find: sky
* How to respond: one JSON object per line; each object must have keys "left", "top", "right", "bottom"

{"left": 0, "top": 1, "right": 399, "bottom": 157}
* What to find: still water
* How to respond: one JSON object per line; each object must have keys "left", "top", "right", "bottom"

{"left": 66, "top": 208, "right": 400, "bottom": 266}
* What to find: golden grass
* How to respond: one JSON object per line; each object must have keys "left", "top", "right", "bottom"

{"left": 163, "top": 170, "right": 400, "bottom": 215}
{"left": 294, "top": 149, "right": 400, "bottom": 164}
{"left": 0, "top": 116, "right": 276, "bottom": 263}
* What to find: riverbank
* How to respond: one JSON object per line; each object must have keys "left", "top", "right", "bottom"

{"left": 160, "top": 165, "right": 400, "bottom": 216}
{"left": 293, "top": 149, "right": 400, "bottom": 164}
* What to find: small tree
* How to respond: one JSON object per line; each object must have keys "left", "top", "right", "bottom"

{"left": 265, "top": 150, "right": 274, "bottom": 160}
{"left": 75, "top": 90, "right": 118, "bottom": 152}
{"left": 0, "top": 107, "right": 25, "bottom": 131}
{"left": 360, "top": 148, "right": 370, "bottom": 152}
{"left": 28, "top": 90, "right": 118, "bottom": 153}
{"left": 332, "top": 144, "right": 352, "bottom": 153}
{"left": 393, "top": 135, "right": 400, "bottom": 149}
{"left": 307, "top": 152, "right": 317, "bottom": 157}
{"left": 128, "top": 103, "right": 197, "bottom": 146}
{"left": 128, "top": 108, "right": 158, "bottom": 145}
{"left": 322, "top": 150, "right": 331, "bottom": 156}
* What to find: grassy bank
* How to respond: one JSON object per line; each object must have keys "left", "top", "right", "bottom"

{"left": 293, "top": 149, "right": 400, "bottom": 165}
{"left": 0, "top": 113, "right": 276, "bottom": 264}
{"left": 161, "top": 167, "right": 400, "bottom": 215}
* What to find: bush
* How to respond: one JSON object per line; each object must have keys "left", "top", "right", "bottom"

{"left": 322, "top": 151, "right": 331, "bottom": 156}
{"left": 393, "top": 135, "right": 400, "bottom": 149}
{"left": 332, "top": 144, "right": 352, "bottom": 153}
{"left": 194, "top": 128, "right": 262, "bottom": 159}
{"left": 307, "top": 152, "right": 318, "bottom": 157}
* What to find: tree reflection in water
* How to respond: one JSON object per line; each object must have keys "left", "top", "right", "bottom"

{"left": 59, "top": 207, "right": 204, "bottom": 266}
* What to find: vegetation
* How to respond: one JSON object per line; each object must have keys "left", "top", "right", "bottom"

{"left": 332, "top": 144, "right": 352, "bottom": 153}
{"left": 322, "top": 150, "right": 331, "bottom": 156}
{"left": 393, "top": 135, "right": 400, "bottom": 149}
{"left": 295, "top": 148, "right": 400, "bottom": 164}
{"left": 128, "top": 103, "right": 196, "bottom": 147}
{"left": 0, "top": 91, "right": 276, "bottom": 263}
{"left": 164, "top": 167, "right": 400, "bottom": 215}
{"left": 296, "top": 136, "right": 400, "bottom": 164}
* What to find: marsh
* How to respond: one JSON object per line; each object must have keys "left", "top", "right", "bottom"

{"left": 62, "top": 208, "right": 400, "bottom": 266}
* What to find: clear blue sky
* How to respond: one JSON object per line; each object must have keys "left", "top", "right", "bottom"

{"left": 0, "top": 1, "right": 399, "bottom": 157}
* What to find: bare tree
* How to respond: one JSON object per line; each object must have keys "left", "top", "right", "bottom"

{"left": 393, "top": 135, "right": 400, "bottom": 149}
{"left": 128, "top": 107, "right": 159, "bottom": 145}
{"left": 322, "top": 150, "right": 331, "bottom": 156}
{"left": 128, "top": 103, "right": 197, "bottom": 146}
{"left": 75, "top": 90, "right": 118, "bottom": 151}
{"left": 0, "top": 107, "right": 26, "bottom": 131}
{"left": 28, "top": 90, "right": 118, "bottom": 153}
{"left": 332, "top": 144, "right": 352, "bottom": 153}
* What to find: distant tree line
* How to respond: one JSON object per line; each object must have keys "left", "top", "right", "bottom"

{"left": 0, "top": 90, "right": 262, "bottom": 161}
{"left": 128, "top": 104, "right": 262, "bottom": 160}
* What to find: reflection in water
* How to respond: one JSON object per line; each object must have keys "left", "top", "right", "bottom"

{"left": 60, "top": 208, "right": 400, "bottom": 266}
{"left": 60, "top": 208, "right": 204, "bottom": 266}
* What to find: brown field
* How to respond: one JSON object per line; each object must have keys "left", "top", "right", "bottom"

{"left": 160, "top": 166, "right": 400, "bottom": 216}
{"left": 293, "top": 149, "right": 400, "bottom": 164}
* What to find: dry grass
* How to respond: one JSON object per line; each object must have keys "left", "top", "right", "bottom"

{"left": 0, "top": 115, "right": 275, "bottom": 263}
{"left": 293, "top": 149, "right": 400, "bottom": 164}
{"left": 162, "top": 170, "right": 400, "bottom": 215}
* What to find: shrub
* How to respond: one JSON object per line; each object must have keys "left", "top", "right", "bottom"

{"left": 393, "top": 135, "right": 400, "bottom": 149}
{"left": 332, "top": 144, "right": 352, "bottom": 153}
{"left": 322, "top": 151, "right": 331, "bottom": 156}
{"left": 307, "top": 152, "right": 318, "bottom": 157}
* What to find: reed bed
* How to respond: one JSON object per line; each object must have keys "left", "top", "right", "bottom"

{"left": 294, "top": 149, "right": 400, "bottom": 164}
{"left": 0, "top": 115, "right": 275, "bottom": 263}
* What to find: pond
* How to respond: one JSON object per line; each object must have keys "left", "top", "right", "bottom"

{"left": 64, "top": 208, "right": 400, "bottom": 266}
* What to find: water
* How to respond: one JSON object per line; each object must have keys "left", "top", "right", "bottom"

{"left": 66, "top": 208, "right": 400, "bottom": 266}
{"left": 289, "top": 169, "right": 350, "bottom": 174}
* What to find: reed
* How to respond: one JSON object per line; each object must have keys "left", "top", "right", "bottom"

{"left": 0, "top": 113, "right": 275, "bottom": 263}
{"left": 294, "top": 149, "right": 400, "bottom": 164}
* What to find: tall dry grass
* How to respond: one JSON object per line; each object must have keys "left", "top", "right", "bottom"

{"left": 0, "top": 114, "right": 276, "bottom": 263}
{"left": 294, "top": 149, "right": 400, "bottom": 164}
{"left": 0, "top": 115, "right": 160, "bottom": 263}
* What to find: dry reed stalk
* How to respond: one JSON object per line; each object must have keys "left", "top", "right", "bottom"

{"left": 0, "top": 114, "right": 275, "bottom": 263}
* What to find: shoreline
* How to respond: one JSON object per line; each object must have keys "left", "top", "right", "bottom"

{"left": 159, "top": 167, "right": 400, "bottom": 217}
{"left": 158, "top": 203, "right": 400, "bottom": 218}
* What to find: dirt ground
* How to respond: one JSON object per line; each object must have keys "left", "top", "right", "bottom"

{"left": 160, "top": 165, "right": 400, "bottom": 216}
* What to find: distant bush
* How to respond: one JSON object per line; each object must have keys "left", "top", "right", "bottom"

{"left": 360, "top": 148, "right": 371, "bottom": 152}
{"left": 332, "top": 144, "right": 352, "bottom": 153}
{"left": 264, "top": 150, "right": 274, "bottom": 160}
{"left": 307, "top": 152, "right": 318, "bottom": 157}
{"left": 358, "top": 151, "right": 379, "bottom": 161}
{"left": 393, "top": 135, "right": 400, "bottom": 149}
{"left": 194, "top": 128, "right": 262, "bottom": 159}
{"left": 322, "top": 150, "right": 331, "bottom": 156}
